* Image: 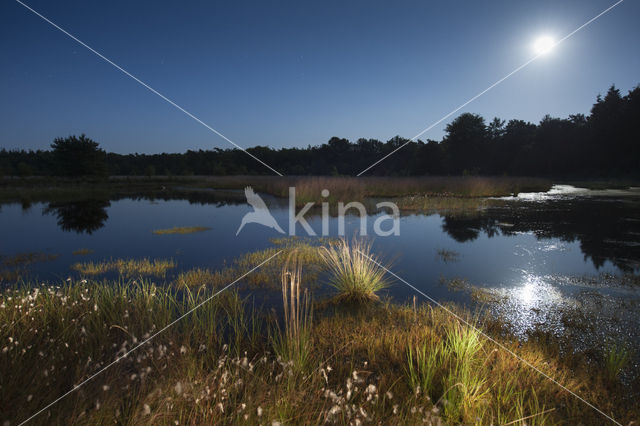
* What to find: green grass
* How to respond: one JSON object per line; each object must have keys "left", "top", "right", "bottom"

{"left": 605, "top": 344, "right": 631, "bottom": 381}
{"left": 319, "top": 237, "right": 389, "bottom": 302}
{"left": 407, "top": 340, "right": 443, "bottom": 398}
{"left": 151, "top": 226, "right": 211, "bottom": 235}
{"left": 71, "top": 257, "right": 176, "bottom": 277}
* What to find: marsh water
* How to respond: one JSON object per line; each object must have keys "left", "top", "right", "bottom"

{"left": 2, "top": 185, "right": 640, "bottom": 357}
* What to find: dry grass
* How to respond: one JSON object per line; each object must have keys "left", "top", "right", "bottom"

{"left": 151, "top": 226, "right": 211, "bottom": 235}
{"left": 195, "top": 175, "right": 552, "bottom": 206}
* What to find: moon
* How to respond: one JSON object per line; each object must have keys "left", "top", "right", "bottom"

{"left": 533, "top": 36, "right": 555, "bottom": 55}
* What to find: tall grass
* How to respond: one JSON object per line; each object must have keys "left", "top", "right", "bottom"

{"left": 319, "top": 238, "right": 389, "bottom": 302}
{"left": 407, "top": 341, "right": 443, "bottom": 398}
{"left": 441, "top": 323, "right": 488, "bottom": 420}
{"left": 273, "top": 252, "right": 313, "bottom": 372}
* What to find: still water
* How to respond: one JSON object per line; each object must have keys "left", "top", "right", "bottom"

{"left": 1, "top": 185, "right": 639, "bottom": 349}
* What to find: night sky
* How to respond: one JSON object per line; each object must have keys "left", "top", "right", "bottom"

{"left": 1, "top": 0, "right": 638, "bottom": 153}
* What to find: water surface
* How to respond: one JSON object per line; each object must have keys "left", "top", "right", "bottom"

{"left": 1, "top": 185, "right": 639, "bottom": 355}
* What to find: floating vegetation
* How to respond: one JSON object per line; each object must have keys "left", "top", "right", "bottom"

{"left": 441, "top": 277, "right": 470, "bottom": 291}
{"left": 436, "top": 248, "right": 461, "bottom": 263}
{"left": 176, "top": 237, "right": 329, "bottom": 290}
{"left": 72, "top": 248, "right": 94, "bottom": 256}
{"left": 174, "top": 268, "right": 229, "bottom": 289}
{"left": 1, "top": 252, "right": 59, "bottom": 267}
{"left": 396, "top": 195, "right": 490, "bottom": 213}
{"left": 152, "top": 226, "right": 211, "bottom": 235}
{"left": 71, "top": 257, "right": 176, "bottom": 277}
{"left": 0, "top": 252, "right": 60, "bottom": 282}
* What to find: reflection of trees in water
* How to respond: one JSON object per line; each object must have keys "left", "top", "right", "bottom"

{"left": 440, "top": 198, "right": 640, "bottom": 272}
{"left": 128, "top": 189, "right": 249, "bottom": 207}
{"left": 39, "top": 190, "right": 247, "bottom": 235}
{"left": 43, "top": 200, "right": 110, "bottom": 234}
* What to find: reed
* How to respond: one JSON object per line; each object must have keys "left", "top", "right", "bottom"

{"left": 193, "top": 175, "right": 552, "bottom": 206}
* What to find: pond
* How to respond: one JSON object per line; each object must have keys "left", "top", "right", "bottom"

{"left": 1, "top": 185, "right": 640, "bottom": 356}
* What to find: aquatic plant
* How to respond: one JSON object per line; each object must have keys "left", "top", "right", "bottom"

{"left": 436, "top": 248, "right": 460, "bottom": 263}
{"left": 319, "top": 237, "right": 389, "bottom": 302}
{"left": 72, "top": 248, "right": 94, "bottom": 255}
{"left": 151, "top": 226, "right": 211, "bottom": 235}
{"left": 71, "top": 257, "right": 176, "bottom": 277}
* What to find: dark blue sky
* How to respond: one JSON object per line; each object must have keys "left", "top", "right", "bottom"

{"left": 1, "top": 0, "right": 638, "bottom": 154}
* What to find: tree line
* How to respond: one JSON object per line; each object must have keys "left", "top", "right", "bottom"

{"left": 1, "top": 84, "right": 638, "bottom": 178}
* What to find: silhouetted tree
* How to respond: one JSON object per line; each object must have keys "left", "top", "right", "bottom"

{"left": 442, "top": 113, "right": 488, "bottom": 174}
{"left": 50, "top": 134, "right": 107, "bottom": 177}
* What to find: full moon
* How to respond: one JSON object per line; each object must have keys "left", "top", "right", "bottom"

{"left": 533, "top": 36, "right": 555, "bottom": 54}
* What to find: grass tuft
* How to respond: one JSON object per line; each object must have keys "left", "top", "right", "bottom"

{"left": 319, "top": 238, "right": 389, "bottom": 302}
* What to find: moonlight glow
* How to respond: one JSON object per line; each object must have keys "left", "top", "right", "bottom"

{"left": 533, "top": 35, "right": 555, "bottom": 54}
